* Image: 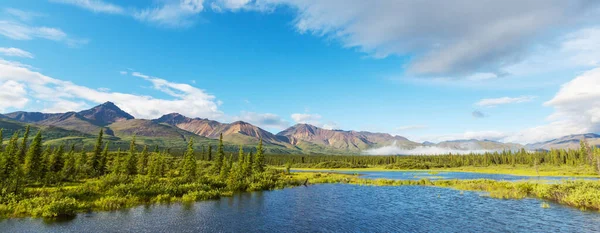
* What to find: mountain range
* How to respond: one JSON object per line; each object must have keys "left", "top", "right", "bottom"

{"left": 1, "top": 102, "right": 598, "bottom": 154}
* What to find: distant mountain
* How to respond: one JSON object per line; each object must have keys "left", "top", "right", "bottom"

{"left": 277, "top": 124, "right": 420, "bottom": 153}
{"left": 4, "top": 111, "right": 62, "bottom": 123}
{"left": 433, "top": 139, "right": 522, "bottom": 151}
{"left": 78, "top": 101, "right": 134, "bottom": 126}
{"left": 155, "top": 113, "right": 289, "bottom": 146}
{"left": 526, "top": 133, "right": 600, "bottom": 150}
{"left": 37, "top": 112, "right": 102, "bottom": 135}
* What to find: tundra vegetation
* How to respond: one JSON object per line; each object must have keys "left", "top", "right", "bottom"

{"left": 1, "top": 127, "right": 600, "bottom": 219}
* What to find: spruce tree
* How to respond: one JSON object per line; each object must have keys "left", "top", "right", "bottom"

{"left": 253, "top": 138, "right": 265, "bottom": 173}
{"left": 23, "top": 131, "right": 43, "bottom": 182}
{"left": 76, "top": 147, "right": 88, "bottom": 178}
{"left": 215, "top": 134, "right": 225, "bottom": 174}
{"left": 99, "top": 143, "right": 109, "bottom": 176}
{"left": 125, "top": 137, "right": 138, "bottom": 175}
{"left": 61, "top": 145, "right": 76, "bottom": 180}
{"left": 48, "top": 145, "right": 64, "bottom": 173}
{"left": 0, "top": 133, "right": 21, "bottom": 193}
{"left": 137, "top": 145, "right": 149, "bottom": 175}
{"left": 18, "top": 125, "right": 30, "bottom": 163}
{"left": 0, "top": 129, "right": 4, "bottom": 153}
{"left": 207, "top": 144, "right": 212, "bottom": 161}
{"left": 182, "top": 139, "right": 196, "bottom": 180}
{"left": 88, "top": 129, "right": 103, "bottom": 176}
{"left": 111, "top": 148, "right": 122, "bottom": 175}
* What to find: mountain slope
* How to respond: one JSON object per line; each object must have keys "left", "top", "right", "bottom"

{"left": 78, "top": 101, "right": 134, "bottom": 126}
{"left": 526, "top": 133, "right": 600, "bottom": 150}
{"left": 4, "top": 111, "right": 62, "bottom": 123}
{"left": 155, "top": 113, "right": 291, "bottom": 147}
{"left": 37, "top": 112, "right": 103, "bottom": 135}
{"left": 434, "top": 139, "right": 523, "bottom": 151}
{"left": 277, "top": 124, "right": 420, "bottom": 153}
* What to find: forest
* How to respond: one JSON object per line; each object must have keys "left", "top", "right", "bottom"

{"left": 0, "top": 127, "right": 304, "bottom": 219}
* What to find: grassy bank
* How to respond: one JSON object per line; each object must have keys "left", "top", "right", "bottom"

{"left": 297, "top": 172, "right": 600, "bottom": 211}
{"left": 287, "top": 164, "right": 599, "bottom": 177}
{"left": 0, "top": 169, "right": 309, "bottom": 219}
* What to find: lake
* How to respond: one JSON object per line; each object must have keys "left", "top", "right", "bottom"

{"left": 2, "top": 182, "right": 600, "bottom": 232}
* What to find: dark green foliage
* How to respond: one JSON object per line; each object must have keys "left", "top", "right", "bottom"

{"left": 207, "top": 144, "right": 212, "bottom": 161}
{"left": 23, "top": 131, "right": 43, "bottom": 182}
{"left": 61, "top": 145, "right": 76, "bottom": 180}
{"left": 215, "top": 134, "right": 225, "bottom": 174}
{"left": 17, "top": 125, "right": 30, "bottom": 163}
{"left": 253, "top": 138, "right": 265, "bottom": 173}
{"left": 88, "top": 129, "right": 103, "bottom": 177}
{"left": 137, "top": 145, "right": 149, "bottom": 175}
{"left": 0, "top": 132, "right": 24, "bottom": 194}
{"left": 181, "top": 139, "right": 196, "bottom": 180}
{"left": 125, "top": 137, "right": 137, "bottom": 175}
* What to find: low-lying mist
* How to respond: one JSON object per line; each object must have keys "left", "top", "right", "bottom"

{"left": 362, "top": 142, "right": 494, "bottom": 155}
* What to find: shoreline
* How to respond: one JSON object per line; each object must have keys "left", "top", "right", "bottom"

{"left": 286, "top": 166, "right": 600, "bottom": 178}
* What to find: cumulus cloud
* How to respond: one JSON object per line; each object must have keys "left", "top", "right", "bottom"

{"left": 0, "top": 80, "right": 29, "bottom": 111}
{"left": 0, "top": 58, "right": 223, "bottom": 119}
{"left": 219, "top": 0, "right": 600, "bottom": 77}
{"left": 134, "top": 0, "right": 205, "bottom": 28}
{"left": 476, "top": 96, "right": 537, "bottom": 107}
{"left": 291, "top": 113, "right": 338, "bottom": 129}
{"left": 50, "top": 0, "right": 125, "bottom": 14}
{"left": 232, "top": 111, "right": 290, "bottom": 130}
{"left": 0, "top": 47, "right": 33, "bottom": 58}
{"left": 504, "top": 67, "right": 600, "bottom": 143}
{"left": 363, "top": 142, "right": 493, "bottom": 155}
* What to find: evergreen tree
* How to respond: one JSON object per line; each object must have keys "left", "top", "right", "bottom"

{"left": 137, "top": 145, "right": 149, "bottom": 175}
{"left": 98, "top": 143, "right": 109, "bottom": 176}
{"left": 23, "top": 131, "right": 43, "bottom": 182}
{"left": 153, "top": 145, "right": 159, "bottom": 153}
{"left": 61, "top": 145, "right": 76, "bottom": 180}
{"left": 207, "top": 144, "right": 212, "bottom": 161}
{"left": 215, "top": 134, "right": 225, "bottom": 173}
{"left": 111, "top": 148, "right": 122, "bottom": 175}
{"left": 48, "top": 145, "right": 64, "bottom": 173}
{"left": 125, "top": 137, "right": 138, "bottom": 175}
{"left": 88, "top": 129, "right": 103, "bottom": 176}
{"left": 75, "top": 147, "right": 88, "bottom": 178}
{"left": 182, "top": 139, "right": 196, "bottom": 180}
{"left": 0, "top": 132, "right": 23, "bottom": 194}
{"left": 0, "top": 129, "right": 4, "bottom": 153}
{"left": 18, "top": 125, "right": 30, "bottom": 163}
{"left": 244, "top": 152, "right": 253, "bottom": 177}
{"left": 253, "top": 138, "right": 265, "bottom": 173}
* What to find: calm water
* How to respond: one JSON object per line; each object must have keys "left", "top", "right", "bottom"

{"left": 2, "top": 184, "right": 600, "bottom": 233}
{"left": 295, "top": 169, "right": 599, "bottom": 181}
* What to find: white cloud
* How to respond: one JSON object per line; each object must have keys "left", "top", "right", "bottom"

{"left": 0, "top": 47, "right": 34, "bottom": 58}
{"left": 396, "top": 125, "right": 428, "bottom": 131}
{"left": 476, "top": 96, "right": 537, "bottom": 107}
{"left": 417, "top": 131, "right": 509, "bottom": 144}
{"left": 50, "top": 0, "right": 125, "bottom": 14}
{"left": 504, "top": 66, "right": 600, "bottom": 143}
{"left": 291, "top": 113, "right": 339, "bottom": 129}
{"left": 0, "top": 20, "right": 87, "bottom": 47}
{"left": 4, "top": 8, "right": 44, "bottom": 21}
{"left": 0, "top": 80, "right": 29, "bottom": 111}
{"left": 229, "top": 0, "right": 600, "bottom": 77}
{"left": 0, "top": 58, "right": 223, "bottom": 119}
{"left": 134, "top": 0, "right": 205, "bottom": 28}
{"left": 233, "top": 111, "right": 289, "bottom": 130}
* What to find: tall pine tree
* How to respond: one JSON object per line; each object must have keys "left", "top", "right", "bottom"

{"left": 23, "top": 131, "right": 43, "bottom": 182}
{"left": 182, "top": 139, "right": 196, "bottom": 180}
{"left": 125, "top": 137, "right": 138, "bottom": 175}
{"left": 253, "top": 138, "right": 265, "bottom": 173}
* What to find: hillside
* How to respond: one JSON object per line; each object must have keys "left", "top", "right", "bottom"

{"left": 525, "top": 133, "right": 600, "bottom": 150}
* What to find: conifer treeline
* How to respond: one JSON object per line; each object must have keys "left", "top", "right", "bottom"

{"left": 265, "top": 141, "right": 600, "bottom": 171}
{"left": 0, "top": 127, "right": 267, "bottom": 195}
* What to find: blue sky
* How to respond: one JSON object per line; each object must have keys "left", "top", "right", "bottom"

{"left": 1, "top": 0, "right": 599, "bottom": 144}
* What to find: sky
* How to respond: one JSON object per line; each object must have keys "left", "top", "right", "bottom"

{"left": 0, "top": 0, "right": 599, "bottom": 144}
